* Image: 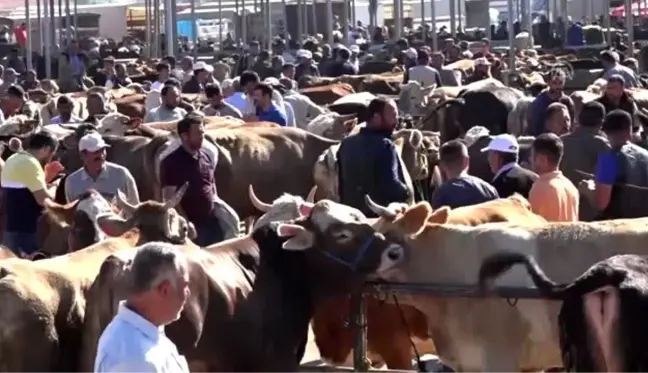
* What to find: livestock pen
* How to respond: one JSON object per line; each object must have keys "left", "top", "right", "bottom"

{"left": 347, "top": 282, "right": 564, "bottom": 372}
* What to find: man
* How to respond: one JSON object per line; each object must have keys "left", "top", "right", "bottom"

{"left": 251, "top": 50, "right": 275, "bottom": 81}
{"left": 21, "top": 69, "right": 40, "bottom": 91}
{"left": 407, "top": 49, "right": 442, "bottom": 88}
{"left": 251, "top": 83, "right": 287, "bottom": 126}
{"left": 281, "top": 63, "right": 296, "bottom": 80}
{"left": 544, "top": 102, "right": 571, "bottom": 135}
{"left": 1, "top": 131, "right": 59, "bottom": 257}
{"left": 202, "top": 83, "right": 243, "bottom": 119}
{"left": 328, "top": 47, "right": 358, "bottom": 77}
{"left": 94, "top": 242, "right": 190, "bottom": 373}
{"left": 64, "top": 132, "right": 139, "bottom": 204}
{"left": 177, "top": 56, "right": 194, "bottom": 84}
{"left": 160, "top": 114, "right": 224, "bottom": 245}
{"left": 50, "top": 95, "right": 83, "bottom": 124}
{"left": 233, "top": 71, "right": 260, "bottom": 118}
{"left": 528, "top": 133, "right": 579, "bottom": 221}
{"left": 464, "top": 57, "right": 491, "bottom": 84}
{"left": 338, "top": 97, "right": 410, "bottom": 217}
{"left": 4, "top": 84, "right": 38, "bottom": 121}
{"left": 280, "top": 78, "right": 325, "bottom": 129}
{"left": 482, "top": 133, "right": 537, "bottom": 198}
{"left": 182, "top": 62, "right": 213, "bottom": 94}
{"left": 595, "top": 74, "right": 638, "bottom": 123}
{"left": 601, "top": 50, "right": 640, "bottom": 88}
{"left": 294, "top": 49, "right": 319, "bottom": 82}
{"left": 84, "top": 92, "right": 111, "bottom": 124}
{"left": 0, "top": 68, "right": 17, "bottom": 93}
{"left": 145, "top": 85, "right": 187, "bottom": 123}
{"left": 581, "top": 110, "right": 648, "bottom": 219}
{"left": 527, "top": 69, "right": 575, "bottom": 136}
{"left": 151, "top": 62, "right": 171, "bottom": 91}
{"left": 93, "top": 56, "right": 120, "bottom": 89}
{"left": 431, "top": 140, "right": 499, "bottom": 209}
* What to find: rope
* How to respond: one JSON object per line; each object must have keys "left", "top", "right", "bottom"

{"left": 392, "top": 294, "right": 426, "bottom": 372}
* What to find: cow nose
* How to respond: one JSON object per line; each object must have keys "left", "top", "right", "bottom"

{"left": 387, "top": 246, "right": 403, "bottom": 261}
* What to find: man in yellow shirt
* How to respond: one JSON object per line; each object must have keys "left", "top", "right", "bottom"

{"left": 528, "top": 133, "right": 580, "bottom": 221}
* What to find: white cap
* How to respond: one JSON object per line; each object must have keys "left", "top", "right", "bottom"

{"left": 194, "top": 61, "right": 214, "bottom": 72}
{"left": 350, "top": 45, "right": 360, "bottom": 53}
{"left": 264, "top": 77, "right": 280, "bottom": 86}
{"left": 474, "top": 57, "right": 491, "bottom": 66}
{"left": 296, "top": 49, "right": 312, "bottom": 59}
{"left": 405, "top": 47, "right": 418, "bottom": 60}
{"left": 79, "top": 132, "right": 110, "bottom": 152}
{"left": 481, "top": 134, "right": 519, "bottom": 154}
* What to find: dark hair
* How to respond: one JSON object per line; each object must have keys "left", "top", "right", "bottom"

{"left": 253, "top": 83, "right": 273, "bottom": 97}
{"left": 545, "top": 102, "right": 567, "bottom": 119}
{"left": 57, "top": 95, "right": 73, "bottom": 106}
{"left": 338, "top": 48, "right": 351, "bottom": 60}
{"left": 7, "top": 84, "right": 25, "bottom": 99}
{"left": 163, "top": 78, "right": 180, "bottom": 87}
{"left": 103, "top": 56, "right": 115, "bottom": 65}
{"left": 162, "top": 55, "right": 176, "bottom": 68}
{"left": 74, "top": 124, "right": 98, "bottom": 139}
{"left": 367, "top": 97, "right": 390, "bottom": 119}
{"left": 607, "top": 74, "right": 625, "bottom": 86}
{"left": 579, "top": 101, "right": 606, "bottom": 127}
{"left": 532, "top": 133, "right": 564, "bottom": 165}
{"left": 495, "top": 151, "right": 518, "bottom": 164}
{"left": 156, "top": 62, "right": 170, "bottom": 72}
{"left": 204, "top": 83, "right": 222, "bottom": 98}
{"left": 26, "top": 130, "right": 59, "bottom": 151}
{"left": 281, "top": 63, "right": 295, "bottom": 71}
{"left": 603, "top": 109, "right": 633, "bottom": 133}
{"left": 240, "top": 71, "right": 260, "bottom": 87}
{"left": 439, "top": 140, "right": 468, "bottom": 167}
{"left": 177, "top": 113, "right": 203, "bottom": 135}
{"left": 600, "top": 50, "right": 618, "bottom": 64}
{"left": 161, "top": 84, "right": 178, "bottom": 97}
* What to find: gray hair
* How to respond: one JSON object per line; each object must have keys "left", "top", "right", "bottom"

{"left": 129, "top": 242, "right": 187, "bottom": 294}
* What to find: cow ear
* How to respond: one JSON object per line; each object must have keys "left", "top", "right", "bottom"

{"left": 427, "top": 206, "right": 450, "bottom": 224}
{"left": 276, "top": 223, "right": 315, "bottom": 251}
{"left": 44, "top": 199, "right": 77, "bottom": 225}
{"left": 393, "top": 202, "right": 432, "bottom": 235}
{"left": 96, "top": 214, "right": 133, "bottom": 237}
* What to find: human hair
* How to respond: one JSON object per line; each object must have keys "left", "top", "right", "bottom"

{"left": 204, "top": 83, "right": 222, "bottom": 98}
{"left": 254, "top": 83, "right": 273, "bottom": 97}
{"left": 338, "top": 48, "right": 350, "bottom": 60}
{"left": 579, "top": 101, "right": 606, "bottom": 127}
{"left": 156, "top": 62, "right": 170, "bottom": 72}
{"left": 367, "top": 97, "right": 390, "bottom": 120}
{"left": 607, "top": 74, "right": 625, "bottom": 86}
{"left": 57, "top": 95, "right": 73, "bottom": 106}
{"left": 439, "top": 140, "right": 468, "bottom": 169}
{"left": 600, "top": 50, "right": 618, "bottom": 64}
{"left": 163, "top": 78, "right": 181, "bottom": 87}
{"left": 532, "top": 133, "right": 564, "bottom": 165}
{"left": 177, "top": 113, "right": 203, "bottom": 135}
{"left": 128, "top": 242, "right": 187, "bottom": 294}
{"left": 74, "top": 124, "right": 98, "bottom": 139}
{"left": 603, "top": 109, "right": 633, "bottom": 134}
{"left": 240, "top": 71, "right": 260, "bottom": 87}
{"left": 7, "top": 84, "right": 25, "bottom": 99}
{"left": 161, "top": 84, "right": 178, "bottom": 97}
{"left": 546, "top": 102, "right": 568, "bottom": 119}
{"left": 26, "top": 130, "right": 59, "bottom": 151}
{"left": 495, "top": 151, "right": 518, "bottom": 164}
{"left": 162, "top": 55, "right": 176, "bottom": 68}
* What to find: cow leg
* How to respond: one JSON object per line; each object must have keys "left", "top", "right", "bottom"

{"left": 583, "top": 286, "right": 622, "bottom": 372}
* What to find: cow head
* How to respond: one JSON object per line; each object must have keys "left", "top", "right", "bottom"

{"left": 393, "top": 129, "right": 429, "bottom": 181}
{"left": 398, "top": 81, "right": 436, "bottom": 117}
{"left": 96, "top": 184, "right": 197, "bottom": 244}
{"left": 38, "top": 190, "right": 118, "bottom": 255}
{"left": 323, "top": 114, "right": 358, "bottom": 140}
{"left": 274, "top": 199, "right": 406, "bottom": 294}
{"left": 249, "top": 184, "right": 317, "bottom": 230}
{"left": 95, "top": 112, "right": 139, "bottom": 136}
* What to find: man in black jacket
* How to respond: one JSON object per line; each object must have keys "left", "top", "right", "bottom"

{"left": 337, "top": 97, "right": 410, "bottom": 217}
{"left": 328, "top": 47, "right": 358, "bottom": 77}
{"left": 482, "top": 134, "right": 537, "bottom": 198}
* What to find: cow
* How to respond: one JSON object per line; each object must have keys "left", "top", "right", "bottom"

{"left": 0, "top": 186, "right": 195, "bottom": 371}
{"left": 79, "top": 198, "right": 406, "bottom": 371}
{"left": 0, "top": 246, "right": 17, "bottom": 259}
{"left": 306, "top": 112, "right": 359, "bottom": 140}
{"left": 479, "top": 252, "right": 648, "bottom": 372}
{"left": 370, "top": 204, "right": 648, "bottom": 371}
{"left": 299, "top": 83, "right": 355, "bottom": 106}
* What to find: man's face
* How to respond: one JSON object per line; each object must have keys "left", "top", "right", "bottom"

{"left": 546, "top": 108, "right": 570, "bottom": 135}
{"left": 37, "top": 145, "right": 57, "bottom": 166}
{"left": 605, "top": 81, "right": 624, "bottom": 100}
{"left": 245, "top": 82, "right": 258, "bottom": 95}
{"left": 250, "top": 45, "right": 260, "bottom": 55}
{"left": 163, "top": 87, "right": 180, "bottom": 108}
{"left": 431, "top": 54, "right": 444, "bottom": 68}
{"left": 87, "top": 97, "right": 104, "bottom": 115}
{"left": 58, "top": 102, "right": 73, "bottom": 118}
{"left": 181, "top": 59, "right": 193, "bottom": 71}
{"left": 81, "top": 148, "right": 107, "bottom": 169}
{"left": 548, "top": 77, "right": 565, "bottom": 94}
{"left": 376, "top": 101, "right": 398, "bottom": 131}
{"left": 104, "top": 62, "right": 115, "bottom": 75}
{"left": 181, "top": 121, "right": 205, "bottom": 150}
{"left": 487, "top": 151, "right": 500, "bottom": 173}
{"left": 252, "top": 89, "right": 268, "bottom": 108}
{"left": 159, "top": 68, "right": 169, "bottom": 79}
{"left": 209, "top": 92, "right": 223, "bottom": 106}
{"left": 4, "top": 71, "right": 16, "bottom": 84}
{"left": 283, "top": 66, "right": 295, "bottom": 79}
{"left": 157, "top": 264, "right": 190, "bottom": 323}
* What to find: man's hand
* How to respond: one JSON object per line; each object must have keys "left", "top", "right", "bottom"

{"left": 578, "top": 179, "right": 595, "bottom": 193}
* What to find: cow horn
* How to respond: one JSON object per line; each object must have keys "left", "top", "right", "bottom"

{"left": 365, "top": 195, "right": 398, "bottom": 220}
{"left": 248, "top": 185, "right": 271, "bottom": 212}
{"left": 164, "top": 182, "right": 189, "bottom": 210}
{"left": 306, "top": 186, "right": 317, "bottom": 203}
{"left": 116, "top": 189, "right": 137, "bottom": 215}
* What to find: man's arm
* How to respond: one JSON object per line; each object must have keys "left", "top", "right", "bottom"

{"left": 305, "top": 96, "right": 326, "bottom": 118}
{"left": 430, "top": 185, "right": 447, "bottom": 209}
{"left": 122, "top": 169, "right": 140, "bottom": 204}
{"left": 589, "top": 152, "right": 617, "bottom": 210}
{"left": 378, "top": 141, "right": 410, "bottom": 203}
{"left": 22, "top": 158, "right": 55, "bottom": 206}
{"left": 98, "top": 358, "right": 161, "bottom": 373}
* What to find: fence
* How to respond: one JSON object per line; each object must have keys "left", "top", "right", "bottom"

{"left": 348, "top": 281, "right": 562, "bottom": 372}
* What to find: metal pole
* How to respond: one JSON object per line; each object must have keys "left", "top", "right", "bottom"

{"left": 343, "top": 0, "right": 349, "bottom": 45}
{"left": 165, "top": 0, "right": 173, "bottom": 56}
{"left": 458, "top": 0, "right": 463, "bottom": 30}
{"left": 154, "top": 0, "right": 160, "bottom": 58}
{"left": 57, "top": 0, "right": 62, "bottom": 45}
{"left": 351, "top": 290, "right": 369, "bottom": 372}
{"left": 297, "top": 0, "right": 303, "bottom": 38}
{"left": 218, "top": 0, "right": 223, "bottom": 46}
{"left": 431, "top": 0, "right": 437, "bottom": 50}
{"left": 267, "top": 0, "right": 272, "bottom": 49}
{"left": 37, "top": 0, "right": 43, "bottom": 56}
{"left": 44, "top": 0, "right": 51, "bottom": 78}
{"left": 450, "top": 0, "right": 456, "bottom": 38}
{"left": 242, "top": 0, "right": 247, "bottom": 45}
{"left": 507, "top": 0, "right": 514, "bottom": 85}
{"left": 351, "top": 0, "right": 356, "bottom": 27}
{"left": 145, "top": 0, "right": 151, "bottom": 58}
{"left": 65, "top": 0, "right": 71, "bottom": 43}
{"left": 604, "top": 0, "right": 611, "bottom": 45}
{"left": 73, "top": 0, "right": 77, "bottom": 40}
{"left": 327, "top": 0, "right": 333, "bottom": 44}
{"left": 190, "top": 0, "right": 197, "bottom": 57}
{"left": 393, "top": 0, "right": 401, "bottom": 41}
{"left": 421, "top": 0, "right": 425, "bottom": 42}
{"left": 626, "top": 0, "right": 633, "bottom": 55}
{"left": 254, "top": 0, "right": 259, "bottom": 41}
{"left": 49, "top": 0, "right": 55, "bottom": 50}
{"left": 303, "top": 0, "right": 309, "bottom": 35}
{"left": 281, "top": 0, "right": 287, "bottom": 38}
{"left": 26, "top": 0, "right": 33, "bottom": 71}
{"left": 171, "top": 0, "right": 178, "bottom": 56}
{"left": 486, "top": 0, "right": 492, "bottom": 40}
{"left": 312, "top": 0, "right": 318, "bottom": 36}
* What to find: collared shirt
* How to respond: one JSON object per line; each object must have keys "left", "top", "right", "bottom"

{"left": 257, "top": 104, "right": 287, "bottom": 126}
{"left": 145, "top": 105, "right": 187, "bottom": 123}
{"left": 283, "top": 91, "right": 325, "bottom": 129}
{"left": 528, "top": 170, "right": 579, "bottom": 222}
{"left": 65, "top": 162, "right": 139, "bottom": 204}
{"left": 224, "top": 92, "right": 249, "bottom": 114}
{"left": 492, "top": 161, "right": 517, "bottom": 182}
{"left": 432, "top": 173, "right": 499, "bottom": 209}
{"left": 51, "top": 114, "right": 83, "bottom": 124}
{"left": 201, "top": 102, "right": 243, "bottom": 119}
{"left": 94, "top": 302, "right": 189, "bottom": 373}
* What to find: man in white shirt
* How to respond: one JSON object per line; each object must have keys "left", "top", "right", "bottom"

{"left": 94, "top": 242, "right": 190, "bottom": 373}
{"left": 151, "top": 62, "right": 171, "bottom": 91}
{"left": 280, "top": 78, "right": 325, "bottom": 129}
{"left": 408, "top": 49, "right": 442, "bottom": 88}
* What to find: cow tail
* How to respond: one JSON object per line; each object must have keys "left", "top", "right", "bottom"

{"left": 478, "top": 251, "right": 567, "bottom": 297}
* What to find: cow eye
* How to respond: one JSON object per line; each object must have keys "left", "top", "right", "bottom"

{"left": 332, "top": 229, "right": 353, "bottom": 242}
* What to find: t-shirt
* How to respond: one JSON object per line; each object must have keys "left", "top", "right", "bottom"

{"left": 431, "top": 174, "right": 499, "bottom": 209}
{"left": 257, "top": 104, "right": 287, "bottom": 126}
{"left": 595, "top": 151, "right": 620, "bottom": 185}
{"left": 1, "top": 152, "right": 46, "bottom": 233}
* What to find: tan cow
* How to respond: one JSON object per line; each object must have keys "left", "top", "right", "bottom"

{"left": 370, "top": 203, "right": 648, "bottom": 371}
{"left": 306, "top": 112, "right": 359, "bottom": 140}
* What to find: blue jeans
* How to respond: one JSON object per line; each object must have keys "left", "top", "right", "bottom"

{"left": 193, "top": 215, "right": 224, "bottom": 247}
{"left": 2, "top": 231, "right": 38, "bottom": 256}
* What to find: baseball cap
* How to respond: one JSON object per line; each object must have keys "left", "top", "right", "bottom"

{"left": 481, "top": 134, "right": 519, "bottom": 154}
{"left": 405, "top": 47, "right": 418, "bottom": 60}
{"left": 79, "top": 132, "right": 110, "bottom": 152}
{"left": 194, "top": 61, "right": 214, "bottom": 72}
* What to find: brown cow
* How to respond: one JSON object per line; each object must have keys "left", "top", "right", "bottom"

{"left": 311, "top": 194, "right": 546, "bottom": 370}
{"left": 299, "top": 83, "right": 355, "bottom": 106}
{"left": 79, "top": 198, "right": 405, "bottom": 371}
